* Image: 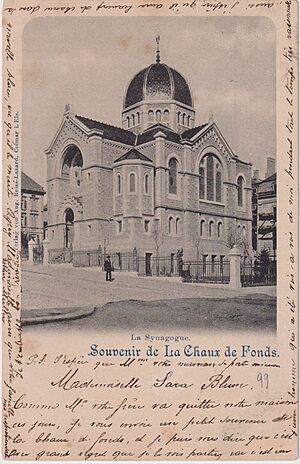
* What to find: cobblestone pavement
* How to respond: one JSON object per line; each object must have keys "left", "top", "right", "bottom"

{"left": 22, "top": 262, "right": 276, "bottom": 311}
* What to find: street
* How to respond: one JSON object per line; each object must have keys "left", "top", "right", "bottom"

{"left": 21, "top": 262, "right": 276, "bottom": 333}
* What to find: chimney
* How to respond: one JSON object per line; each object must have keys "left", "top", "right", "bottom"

{"left": 265, "top": 157, "right": 275, "bottom": 178}
{"left": 253, "top": 169, "right": 260, "bottom": 181}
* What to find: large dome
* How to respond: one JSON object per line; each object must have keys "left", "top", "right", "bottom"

{"left": 124, "top": 62, "right": 193, "bottom": 109}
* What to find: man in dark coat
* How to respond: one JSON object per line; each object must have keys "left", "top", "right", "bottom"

{"left": 104, "top": 256, "right": 112, "bottom": 281}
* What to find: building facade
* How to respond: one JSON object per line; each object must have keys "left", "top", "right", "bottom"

{"left": 21, "top": 172, "right": 46, "bottom": 246}
{"left": 252, "top": 162, "right": 276, "bottom": 256}
{"left": 46, "top": 49, "right": 252, "bottom": 262}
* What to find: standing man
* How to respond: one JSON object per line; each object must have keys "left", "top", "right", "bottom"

{"left": 104, "top": 256, "right": 112, "bottom": 281}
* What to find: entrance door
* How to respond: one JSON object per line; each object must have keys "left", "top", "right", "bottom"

{"left": 145, "top": 253, "right": 152, "bottom": 276}
{"left": 65, "top": 208, "right": 74, "bottom": 248}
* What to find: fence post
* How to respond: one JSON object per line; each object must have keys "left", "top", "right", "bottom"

{"left": 28, "top": 239, "right": 35, "bottom": 264}
{"left": 228, "top": 245, "right": 241, "bottom": 290}
{"left": 43, "top": 238, "right": 50, "bottom": 265}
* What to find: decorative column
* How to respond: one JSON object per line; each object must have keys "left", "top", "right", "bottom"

{"left": 154, "top": 131, "right": 167, "bottom": 209}
{"left": 28, "top": 238, "right": 35, "bottom": 264}
{"left": 228, "top": 245, "right": 242, "bottom": 290}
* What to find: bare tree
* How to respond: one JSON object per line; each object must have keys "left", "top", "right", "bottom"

{"left": 225, "top": 225, "right": 251, "bottom": 261}
{"left": 152, "top": 219, "right": 164, "bottom": 276}
{"left": 191, "top": 230, "right": 203, "bottom": 262}
{"left": 152, "top": 219, "right": 164, "bottom": 258}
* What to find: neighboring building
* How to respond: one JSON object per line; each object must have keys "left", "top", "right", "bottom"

{"left": 252, "top": 158, "right": 276, "bottom": 256}
{"left": 21, "top": 172, "right": 46, "bottom": 246}
{"left": 45, "top": 43, "right": 252, "bottom": 262}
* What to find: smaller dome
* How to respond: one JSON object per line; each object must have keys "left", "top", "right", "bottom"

{"left": 124, "top": 62, "right": 193, "bottom": 109}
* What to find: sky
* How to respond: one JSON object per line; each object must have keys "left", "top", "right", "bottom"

{"left": 22, "top": 16, "right": 276, "bottom": 187}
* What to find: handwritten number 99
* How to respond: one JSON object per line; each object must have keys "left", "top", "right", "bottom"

{"left": 257, "top": 373, "right": 269, "bottom": 389}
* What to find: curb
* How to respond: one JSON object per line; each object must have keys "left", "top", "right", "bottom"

{"left": 21, "top": 306, "right": 97, "bottom": 326}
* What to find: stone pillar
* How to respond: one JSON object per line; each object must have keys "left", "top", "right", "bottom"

{"left": 42, "top": 238, "right": 50, "bottom": 265}
{"left": 154, "top": 131, "right": 167, "bottom": 214}
{"left": 228, "top": 245, "right": 241, "bottom": 290}
{"left": 28, "top": 239, "right": 35, "bottom": 264}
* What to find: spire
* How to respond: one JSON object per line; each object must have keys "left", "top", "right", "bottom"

{"left": 156, "top": 35, "right": 160, "bottom": 63}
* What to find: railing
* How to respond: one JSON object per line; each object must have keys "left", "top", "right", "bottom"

{"left": 21, "top": 248, "right": 29, "bottom": 261}
{"left": 241, "top": 259, "right": 276, "bottom": 287}
{"left": 72, "top": 250, "right": 138, "bottom": 271}
{"left": 109, "top": 252, "right": 138, "bottom": 272}
{"left": 138, "top": 256, "right": 180, "bottom": 277}
{"left": 33, "top": 245, "right": 44, "bottom": 264}
{"left": 73, "top": 249, "right": 102, "bottom": 267}
{"left": 49, "top": 248, "right": 73, "bottom": 264}
{"left": 182, "top": 260, "right": 230, "bottom": 283}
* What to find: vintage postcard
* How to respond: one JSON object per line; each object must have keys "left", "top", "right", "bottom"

{"left": 2, "top": 0, "right": 298, "bottom": 461}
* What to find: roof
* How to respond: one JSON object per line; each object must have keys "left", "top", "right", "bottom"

{"left": 76, "top": 115, "right": 136, "bottom": 145}
{"left": 124, "top": 62, "right": 193, "bottom": 109}
{"left": 115, "top": 148, "right": 152, "bottom": 163}
{"left": 21, "top": 172, "right": 45, "bottom": 194}
{"left": 181, "top": 124, "right": 207, "bottom": 139}
{"left": 137, "top": 123, "right": 181, "bottom": 145}
{"left": 255, "top": 173, "right": 276, "bottom": 185}
{"left": 74, "top": 115, "right": 221, "bottom": 149}
{"left": 264, "top": 173, "right": 276, "bottom": 182}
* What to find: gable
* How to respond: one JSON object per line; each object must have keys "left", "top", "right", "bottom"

{"left": 190, "top": 123, "right": 238, "bottom": 163}
{"left": 45, "top": 116, "right": 90, "bottom": 158}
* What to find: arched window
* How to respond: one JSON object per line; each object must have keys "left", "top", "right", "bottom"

{"left": 237, "top": 176, "right": 244, "bottom": 206}
{"left": 200, "top": 219, "right": 205, "bottom": 237}
{"left": 61, "top": 145, "right": 83, "bottom": 188}
{"left": 216, "top": 170, "right": 222, "bottom": 202}
{"left": 163, "top": 109, "right": 169, "bottom": 122}
{"left": 182, "top": 113, "right": 186, "bottom": 125}
{"left": 117, "top": 174, "right": 122, "bottom": 195}
{"left": 129, "top": 173, "right": 136, "bottom": 193}
{"left": 187, "top": 115, "right": 191, "bottom": 127}
{"left": 177, "top": 112, "right": 181, "bottom": 124}
{"left": 156, "top": 109, "right": 162, "bottom": 122}
{"left": 148, "top": 110, "right": 154, "bottom": 122}
{"left": 217, "top": 221, "right": 222, "bottom": 238}
{"left": 137, "top": 112, "right": 140, "bottom": 124}
{"left": 175, "top": 218, "right": 180, "bottom": 234}
{"left": 199, "top": 165, "right": 205, "bottom": 199}
{"left": 168, "top": 217, "right": 173, "bottom": 234}
{"left": 209, "top": 220, "right": 214, "bottom": 238}
{"left": 126, "top": 116, "right": 130, "bottom": 128}
{"left": 132, "top": 114, "right": 135, "bottom": 126}
{"left": 198, "top": 154, "right": 223, "bottom": 203}
{"left": 168, "top": 158, "right": 178, "bottom": 194}
{"left": 242, "top": 225, "right": 246, "bottom": 236}
{"left": 207, "top": 155, "right": 214, "bottom": 201}
{"left": 144, "top": 173, "right": 149, "bottom": 194}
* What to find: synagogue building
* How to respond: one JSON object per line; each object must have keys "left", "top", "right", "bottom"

{"left": 46, "top": 44, "right": 253, "bottom": 262}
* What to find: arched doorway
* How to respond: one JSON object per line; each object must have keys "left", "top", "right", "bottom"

{"left": 65, "top": 208, "right": 74, "bottom": 248}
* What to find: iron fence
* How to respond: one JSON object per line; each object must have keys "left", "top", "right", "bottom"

{"left": 109, "top": 252, "right": 138, "bottom": 272}
{"left": 49, "top": 248, "right": 73, "bottom": 264}
{"left": 138, "top": 256, "right": 180, "bottom": 277}
{"left": 241, "top": 258, "right": 276, "bottom": 287}
{"left": 182, "top": 260, "right": 230, "bottom": 283}
{"left": 72, "top": 250, "right": 138, "bottom": 271}
{"left": 73, "top": 249, "right": 102, "bottom": 267}
{"left": 21, "top": 248, "right": 29, "bottom": 261}
{"left": 33, "top": 245, "right": 43, "bottom": 264}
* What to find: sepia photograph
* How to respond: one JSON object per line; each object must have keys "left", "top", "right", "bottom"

{"left": 20, "top": 16, "right": 277, "bottom": 332}
{"left": 2, "top": 2, "right": 298, "bottom": 461}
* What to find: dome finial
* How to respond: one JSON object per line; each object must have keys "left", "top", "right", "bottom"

{"left": 156, "top": 35, "right": 160, "bottom": 63}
